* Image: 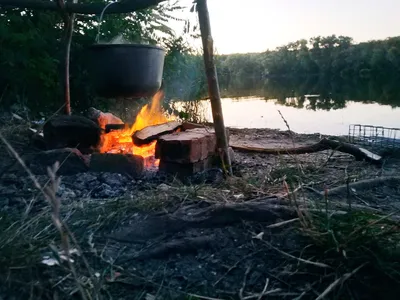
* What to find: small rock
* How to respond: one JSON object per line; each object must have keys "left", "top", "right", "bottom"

{"left": 31, "top": 133, "right": 47, "bottom": 150}
{"left": 189, "top": 168, "right": 224, "bottom": 185}
{"left": 76, "top": 173, "right": 98, "bottom": 183}
{"left": 157, "top": 183, "right": 171, "bottom": 192}
{"left": 90, "top": 183, "right": 124, "bottom": 198}
{"left": 100, "top": 173, "right": 128, "bottom": 187}
{"left": 60, "top": 188, "right": 77, "bottom": 200}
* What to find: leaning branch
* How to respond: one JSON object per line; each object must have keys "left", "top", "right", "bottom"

{"left": 231, "top": 138, "right": 382, "bottom": 165}
{"left": 197, "top": 0, "right": 232, "bottom": 175}
{"left": 0, "top": 0, "right": 166, "bottom": 14}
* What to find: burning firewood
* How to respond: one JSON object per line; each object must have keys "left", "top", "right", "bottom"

{"left": 132, "top": 121, "right": 182, "bottom": 146}
{"left": 87, "top": 107, "right": 124, "bottom": 129}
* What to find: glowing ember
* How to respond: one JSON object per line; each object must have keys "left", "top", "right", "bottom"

{"left": 99, "top": 90, "right": 175, "bottom": 168}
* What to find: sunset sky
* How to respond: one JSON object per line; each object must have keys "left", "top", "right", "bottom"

{"left": 170, "top": 0, "right": 400, "bottom": 54}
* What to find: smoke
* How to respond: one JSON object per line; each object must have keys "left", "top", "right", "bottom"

{"left": 110, "top": 34, "right": 127, "bottom": 44}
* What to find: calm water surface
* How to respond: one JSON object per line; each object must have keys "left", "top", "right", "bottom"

{"left": 173, "top": 97, "right": 400, "bottom": 136}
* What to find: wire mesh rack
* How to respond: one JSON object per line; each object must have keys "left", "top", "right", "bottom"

{"left": 348, "top": 124, "right": 400, "bottom": 151}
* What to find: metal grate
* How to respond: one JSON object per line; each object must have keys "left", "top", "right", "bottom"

{"left": 348, "top": 124, "right": 400, "bottom": 151}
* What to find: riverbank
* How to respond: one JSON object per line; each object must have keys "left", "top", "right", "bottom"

{"left": 0, "top": 123, "right": 399, "bottom": 299}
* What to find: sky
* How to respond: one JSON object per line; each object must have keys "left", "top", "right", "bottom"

{"left": 170, "top": 0, "right": 400, "bottom": 54}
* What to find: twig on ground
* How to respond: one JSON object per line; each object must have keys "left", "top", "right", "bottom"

{"left": 256, "top": 278, "right": 270, "bottom": 300}
{"left": 260, "top": 240, "right": 330, "bottom": 269}
{"left": 243, "top": 288, "right": 282, "bottom": 300}
{"left": 186, "top": 294, "right": 224, "bottom": 300}
{"left": 267, "top": 218, "right": 299, "bottom": 228}
{"left": 315, "top": 263, "right": 367, "bottom": 300}
{"left": 213, "top": 250, "right": 262, "bottom": 287}
{"left": 239, "top": 266, "right": 251, "bottom": 300}
{"left": 325, "top": 176, "right": 400, "bottom": 197}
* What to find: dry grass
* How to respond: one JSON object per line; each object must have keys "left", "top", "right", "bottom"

{"left": 0, "top": 121, "right": 400, "bottom": 299}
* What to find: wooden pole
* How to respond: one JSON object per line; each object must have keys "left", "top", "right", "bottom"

{"left": 197, "top": 0, "right": 232, "bottom": 175}
{"left": 63, "top": 13, "right": 75, "bottom": 115}
{"left": 57, "top": 0, "right": 76, "bottom": 115}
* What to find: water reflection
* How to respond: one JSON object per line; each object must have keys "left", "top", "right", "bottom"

{"left": 216, "top": 76, "right": 400, "bottom": 111}
{"left": 171, "top": 97, "right": 400, "bottom": 136}
{"left": 96, "top": 77, "right": 400, "bottom": 136}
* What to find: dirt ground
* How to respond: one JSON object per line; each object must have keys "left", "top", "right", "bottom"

{"left": 0, "top": 122, "right": 400, "bottom": 300}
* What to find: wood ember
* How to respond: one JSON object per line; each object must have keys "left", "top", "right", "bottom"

{"left": 43, "top": 115, "right": 101, "bottom": 154}
{"left": 105, "top": 123, "right": 128, "bottom": 133}
{"left": 132, "top": 121, "right": 182, "bottom": 146}
{"left": 155, "top": 128, "right": 217, "bottom": 164}
{"left": 89, "top": 153, "right": 144, "bottom": 178}
{"left": 87, "top": 107, "right": 123, "bottom": 129}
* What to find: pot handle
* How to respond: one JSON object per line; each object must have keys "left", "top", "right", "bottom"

{"left": 95, "top": 1, "right": 118, "bottom": 43}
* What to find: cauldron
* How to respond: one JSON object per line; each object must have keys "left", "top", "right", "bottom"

{"left": 88, "top": 43, "right": 165, "bottom": 99}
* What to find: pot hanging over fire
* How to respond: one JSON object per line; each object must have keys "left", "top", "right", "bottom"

{"left": 88, "top": 43, "right": 165, "bottom": 99}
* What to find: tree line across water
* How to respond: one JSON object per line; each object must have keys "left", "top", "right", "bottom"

{"left": 1, "top": 4, "right": 400, "bottom": 118}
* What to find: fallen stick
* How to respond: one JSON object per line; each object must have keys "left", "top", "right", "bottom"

{"left": 108, "top": 202, "right": 349, "bottom": 243}
{"left": 230, "top": 138, "right": 382, "bottom": 165}
{"left": 123, "top": 236, "right": 214, "bottom": 261}
{"left": 323, "top": 176, "right": 400, "bottom": 197}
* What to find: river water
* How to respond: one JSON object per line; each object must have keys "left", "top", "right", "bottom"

{"left": 172, "top": 96, "right": 400, "bottom": 136}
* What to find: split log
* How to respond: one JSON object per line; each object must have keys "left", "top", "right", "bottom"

{"left": 43, "top": 115, "right": 102, "bottom": 153}
{"left": 180, "top": 121, "right": 205, "bottom": 131}
{"left": 231, "top": 138, "right": 382, "bottom": 165}
{"left": 132, "top": 121, "right": 181, "bottom": 146}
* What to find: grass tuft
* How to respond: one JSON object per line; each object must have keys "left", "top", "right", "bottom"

{"left": 298, "top": 208, "right": 400, "bottom": 299}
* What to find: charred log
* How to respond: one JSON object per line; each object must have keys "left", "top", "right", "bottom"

{"left": 89, "top": 153, "right": 144, "bottom": 178}
{"left": 43, "top": 115, "right": 102, "bottom": 153}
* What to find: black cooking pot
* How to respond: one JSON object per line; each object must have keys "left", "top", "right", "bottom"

{"left": 88, "top": 43, "right": 165, "bottom": 99}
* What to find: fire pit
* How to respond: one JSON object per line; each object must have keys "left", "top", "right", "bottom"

{"left": 30, "top": 90, "right": 232, "bottom": 180}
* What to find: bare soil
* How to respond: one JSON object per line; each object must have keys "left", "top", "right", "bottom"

{"left": 1, "top": 123, "right": 400, "bottom": 300}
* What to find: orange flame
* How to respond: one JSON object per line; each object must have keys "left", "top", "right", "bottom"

{"left": 99, "top": 90, "right": 174, "bottom": 168}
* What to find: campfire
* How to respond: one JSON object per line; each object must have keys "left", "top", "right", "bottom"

{"left": 98, "top": 90, "right": 176, "bottom": 168}
{"left": 38, "top": 90, "right": 231, "bottom": 179}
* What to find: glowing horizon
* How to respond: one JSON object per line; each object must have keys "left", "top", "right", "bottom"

{"left": 169, "top": 0, "right": 400, "bottom": 55}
